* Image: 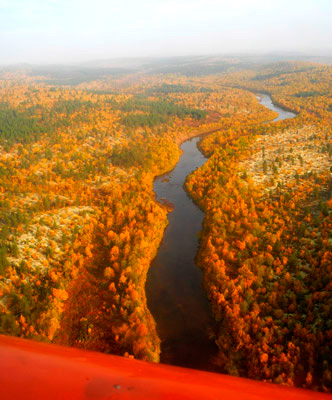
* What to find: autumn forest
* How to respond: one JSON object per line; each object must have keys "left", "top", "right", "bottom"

{"left": 0, "top": 58, "right": 332, "bottom": 392}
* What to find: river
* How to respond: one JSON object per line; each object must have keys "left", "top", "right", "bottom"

{"left": 145, "top": 93, "right": 296, "bottom": 371}
{"left": 258, "top": 93, "right": 296, "bottom": 122}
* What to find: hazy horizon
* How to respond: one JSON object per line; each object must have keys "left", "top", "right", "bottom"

{"left": 1, "top": 0, "right": 332, "bottom": 65}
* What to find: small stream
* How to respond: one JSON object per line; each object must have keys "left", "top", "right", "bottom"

{"left": 145, "top": 93, "right": 296, "bottom": 371}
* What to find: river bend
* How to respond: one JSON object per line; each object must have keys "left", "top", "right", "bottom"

{"left": 146, "top": 93, "right": 296, "bottom": 370}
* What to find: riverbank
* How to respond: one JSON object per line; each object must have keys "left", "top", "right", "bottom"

{"left": 184, "top": 93, "right": 331, "bottom": 388}
{"left": 145, "top": 92, "right": 290, "bottom": 371}
{"left": 146, "top": 135, "right": 219, "bottom": 371}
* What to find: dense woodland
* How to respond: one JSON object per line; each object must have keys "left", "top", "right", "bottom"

{"left": 0, "top": 60, "right": 331, "bottom": 392}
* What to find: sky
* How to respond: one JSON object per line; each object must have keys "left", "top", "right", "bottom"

{"left": 0, "top": 0, "right": 332, "bottom": 64}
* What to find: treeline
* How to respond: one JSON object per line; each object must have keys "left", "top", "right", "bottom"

{"left": 295, "top": 91, "right": 328, "bottom": 98}
{"left": 38, "top": 99, "right": 98, "bottom": 131}
{"left": 251, "top": 63, "right": 315, "bottom": 82}
{"left": 121, "top": 113, "right": 168, "bottom": 128}
{"left": 112, "top": 141, "right": 153, "bottom": 169}
{"left": 147, "top": 83, "right": 212, "bottom": 94}
{"left": 112, "top": 135, "right": 178, "bottom": 172}
{"left": 0, "top": 103, "right": 42, "bottom": 147}
{"left": 50, "top": 99, "right": 96, "bottom": 115}
{"left": 121, "top": 97, "right": 207, "bottom": 128}
{"left": 0, "top": 98, "right": 99, "bottom": 149}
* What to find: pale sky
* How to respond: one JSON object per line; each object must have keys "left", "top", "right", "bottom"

{"left": 0, "top": 0, "right": 332, "bottom": 64}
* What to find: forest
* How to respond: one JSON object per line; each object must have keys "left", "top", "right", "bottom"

{"left": 0, "top": 59, "right": 331, "bottom": 393}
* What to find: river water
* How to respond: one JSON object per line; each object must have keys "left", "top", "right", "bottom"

{"left": 145, "top": 93, "right": 296, "bottom": 371}
{"left": 258, "top": 94, "right": 296, "bottom": 122}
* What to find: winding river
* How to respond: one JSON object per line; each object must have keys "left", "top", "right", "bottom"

{"left": 146, "top": 93, "right": 296, "bottom": 371}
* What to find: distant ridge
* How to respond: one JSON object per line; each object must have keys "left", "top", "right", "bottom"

{"left": 1, "top": 53, "right": 331, "bottom": 85}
